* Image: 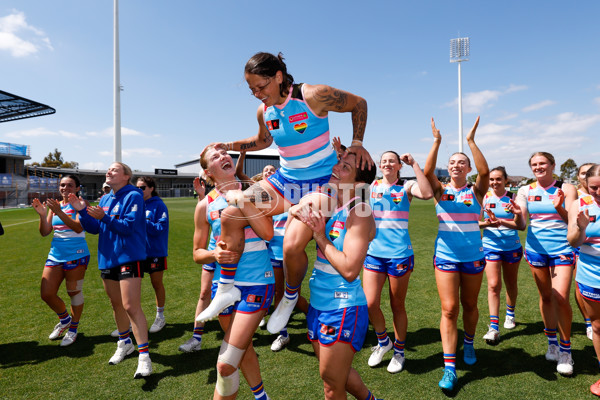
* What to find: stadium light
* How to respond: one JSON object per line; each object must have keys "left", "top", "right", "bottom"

{"left": 450, "top": 37, "right": 470, "bottom": 153}
{"left": 114, "top": 0, "right": 122, "bottom": 162}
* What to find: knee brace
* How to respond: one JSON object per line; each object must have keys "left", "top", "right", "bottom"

{"left": 216, "top": 368, "right": 239, "bottom": 396}
{"left": 217, "top": 340, "right": 245, "bottom": 368}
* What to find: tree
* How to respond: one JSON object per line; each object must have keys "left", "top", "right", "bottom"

{"left": 29, "top": 148, "right": 79, "bottom": 169}
{"left": 468, "top": 173, "right": 478, "bottom": 184}
{"left": 560, "top": 158, "right": 577, "bottom": 182}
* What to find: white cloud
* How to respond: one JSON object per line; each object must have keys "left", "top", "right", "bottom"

{"left": 5, "top": 127, "right": 84, "bottom": 139}
{"left": 496, "top": 113, "right": 519, "bottom": 121}
{"left": 87, "top": 126, "right": 152, "bottom": 138}
{"left": 0, "top": 10, "right": 52, "bottom": 57}
{"left": 444, "top": 84, "right": 528, "bottom": 114}
{"left": 100, "top": 148, "right": 163, "bottom": 158}
{"left": 522, "top": 100, "right": 556, "bottom": 112}
{"left": 81, "top": 161, "right": 106, "bottom": 170}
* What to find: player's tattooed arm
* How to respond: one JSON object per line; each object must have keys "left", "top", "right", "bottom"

{"left": 351, "top": 97, "right": 367, "bottom": 142}
{"left": 313, "top": 85, "right": 349, "bottom": 112}
{"left": 243, "top": 183, "right": 272, "bottom": 204}
{"left": 240, "top": 141, "right": 256, "bottom": 150}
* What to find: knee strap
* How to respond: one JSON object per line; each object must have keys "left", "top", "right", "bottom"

{"left": 217, "top": 340, "right": 245, "bottom": 368}
{"left": 69, "top": 292, "right": 84, "bottom": 306}
{"left": 216, "top": 368, "right": 239, "bottom": 396}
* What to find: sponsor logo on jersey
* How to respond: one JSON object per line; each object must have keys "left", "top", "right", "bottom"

{"left": 591, "top": 215, "right": 597, "bottom": 223}
{"left": 246, "top": 294, "right": 263, "bottom": 303}
{"left": 396, "top": 263, "right": 407, "bottom": 271}
{"left": 210, "top": 210, "right": 220, "bottom": 220}
{"left": 333, "top": 221, "right": 345, "bottom": 229}
{"left": 334, "top": 291, "right": 348, "bottom": 299}
{"left": 371, "top": 192, "right": 383, "bottom": 198}
{"left": 391, "top": 192, "right": 403, "bottom": 204}
{"left": 488, "top": 203, "right": 496, "bottom": 208}
{"left": 289, "top": 112, "right": 308, "bottom": 123}
{"left": 559, "top": 254, "right": 572, "bottom": 262}
{"left": 264, "top": 270, "right": 273, "bottom": 278}
{"left": 294, "top": 122, "right": 307, "bottom": 134}
{"left": 441, "top": 194, "right": 456, "bottom": 201}
{"left": 121, "top": 265, "right": 129, "bottom": 273}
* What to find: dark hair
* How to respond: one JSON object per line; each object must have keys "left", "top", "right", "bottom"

{"left": 450, "top": 152, "right": 471, "bottom": 167}
{"left": 137, "top": 176, "right": 158, "bottom": 197}
{"left": 61, "top": 174, "right": 81, "bottom": 196}
{"left": 354, "top": 158, "right": 377, "bottom": 185}
{"left": 490, "top": 166, "right": 508, "bottom": 180}
{"left": 245, "top": 52, "right": 294, "bottom": 97}
{"left": 586, "top": 164, "right": 600, "bottom": 180}
{"left": 528, "top": 151, "right": 555, "bottom": 166}
{"left": 579, "top": 162, "right": 595, "bottom": 175}
{"left": 381, "top": 151, "right": 402, "bottom": 181}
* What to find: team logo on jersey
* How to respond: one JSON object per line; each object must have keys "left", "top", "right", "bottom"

{"left": 343, "top": 329, "right": 351, "bottom": 339}
{"left": 132, "top": 204, "right": 138, "bottom": 212}
{"left": 441, "top": 194, "right": 455, "bottom": 201}
{"left": 396, "top": 263, "right": 407, "bottom": 271}
{"left": 246, "top": 294, "right": 263, "bottom": 303}
{"left": 590, "top": 215, "right": 597, "bottom": 223}
{"left": 371, "top": 192, "right": 383, "bottom": 198}
{"left": 146, "top": 210, "right": 151, "bottom": 217}
{"left": 488, "top": 203, "right": 496, "bottom": 209}
{"left": 161, "top": 212, "right": 167, "bottom": 218}
{"left": 391, "top": 192, "right": 403, "bottom": 204}
{"left": 112, "top": 204, "right": 120, "bottom": 213}
{"left": 266, "top": 119, "right": 280, "bottom": 130}
{"left": 210, "top": 210, "right": 220, "bottom": 220}
{"left": 320, "top": 324, "right": 337, "bottom": 336}
{"left": 528, "top": 195, "right": 542, "bottom": 202}
{"left": 289, "top": 112, "right": 308, "bottom": 123}
{"left": 264, "top": 270, "right": 273, "bottom": 278}
{"left": 294, "top": 122, "right": 307, "bottom": 134}
{"left": 121, "top": 265, "right": 130, "bottom": 273}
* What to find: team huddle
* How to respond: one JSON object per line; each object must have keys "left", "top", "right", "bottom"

{"left": 31, "top": 52, "right": 600, "bottom": 399}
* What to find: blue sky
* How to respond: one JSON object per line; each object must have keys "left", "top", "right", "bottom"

{"left": 1, "top": 1, "right": 599, "bottom": 177}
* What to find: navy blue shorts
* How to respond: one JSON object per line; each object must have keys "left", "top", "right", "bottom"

{"left": 484, "top": 247, "right": 523, "bottom": 263}
{"left": 100, "top": 261, "right": 144, "bottom": 281}
{"left": 364, "top": 254, "right": 414, "bottom": 277}
{"left": 434, "top": 256, "right": 486, "bottom": 274}
{"left": 45, "top": 255, "right": 90, "bottom": 271}
{"left": 141, "top": 256, "right": 167, "bottom": 273}
{"left": 211, "top": 281, "right": 274, "bottom": 316}
{"left": 525, "top": 250, "right": 575, "bottom": 269}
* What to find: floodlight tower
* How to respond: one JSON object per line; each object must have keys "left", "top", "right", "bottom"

{"left": 113, "top": 0, "right": 122, "bottom": 162}
{"left": 450, "top": 37, "right": 470, "bottom": 153}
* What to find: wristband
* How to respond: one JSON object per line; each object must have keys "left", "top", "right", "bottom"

{"left": 351, "top": 140, "right": 363, "bottom": 147}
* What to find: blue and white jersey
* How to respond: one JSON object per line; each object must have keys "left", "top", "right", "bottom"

{"left": 434, "top": 184, "right": 484, "bottom": 262}
{"left": 575, "top": 194, "right": 600, "bottom": 287}
{"left": 309, "top": 197, "right": 368, "bottom": 311}
{"left": 48, "top": 202, "right": 90, "bottom": 262}
{"left": 206, "top": 188, "right": 274, "bottom": 286}
{"left": 267, "top": 212, "right": 288, "bottom": 261}
{"left": 368, "top": 179, "right": 414, "bottom": 259}
{"left": 263, "top": 84, "right": 337, "bottom": 181}
{"left": 517, "top": 180, "right": 572, "bottom": 255}
{"left": 482, "top": 190, "right": 521, "bottom": 252}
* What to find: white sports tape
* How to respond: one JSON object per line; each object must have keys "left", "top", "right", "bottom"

{"left": 70, "top": 292, "right": 84, "bottom": 306}
{"left": 216, "top": 369, "right": 239, "bottom": 396}
{"left": 217, "top": 341, "right": 245, "bottom": 368}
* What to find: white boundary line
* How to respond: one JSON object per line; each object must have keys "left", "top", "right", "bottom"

{"left": 3, "top": 220, "right": 38, "bottom": 227}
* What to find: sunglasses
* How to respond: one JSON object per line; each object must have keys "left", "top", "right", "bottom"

{"left": 137, "top": 185, "right": 147, "bottom": 190}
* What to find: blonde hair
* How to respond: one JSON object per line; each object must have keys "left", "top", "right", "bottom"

{"left": 528, "top": 152, "right": 555, "bottom": 166}
{"left": 199, "top": 143, "right": 228, "bottom": 185}
{"left": 112, "top": 162, "right": 132, "bottom": 178}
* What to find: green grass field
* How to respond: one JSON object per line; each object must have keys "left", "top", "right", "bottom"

{"left": 0, "top": 198, "right": 597, "bottom": 399}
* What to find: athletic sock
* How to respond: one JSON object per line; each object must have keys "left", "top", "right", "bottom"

{"left": 544, "top": 328, "right": 558, "bottom": 347}
{"left": 137, "top": 342, "right": 149, "bottom": 355}
{"left": 443, "top": 353, "right": 456, "bottom": 373}
{"left": 156, "top": 306, "right": 164, "bottom": 318}
{"left": 193, "top": 326, "right": 204, "bottom": 341}
{"left": 279, "top": 328, "right": 288, "bottom": 338}
{"left": 559, "top": 338, "right": 571, "bottom": 354}
{"left": 250, "top": 381, "right": 267, "bottom": 399}
{"left": 283, "top": 281, "right": 301, "bottom": 301}
{"left": 490, "top": 315, "right": 499, "bottom": 331}
{"left": 586, "top": 318, "right": 592, "bottom": 330}
{"left": 364, "top": 391, "right": 376, "bottom": 400}
{"left": 118, "top": 329, "right": 132, "bottom": 345}
{"left": 393, "top": 339, "right": 405, "bottom": 357}
{"left": 464, "top": 332, "right": 475, "bottom": 347}
{"left": 506, "top": 303, "right": 515, "bottom": 319}
{"left": 68, "top": 321, "right": 79, "bottom": 333}
{"left": 375, "top": 329, "right": 390, "bottom": 348}
{"left": 57, "top": 310, "right": 71, "bottom": 325}
{"left": 219, "top": 263, "right": 237, "bottom": 285}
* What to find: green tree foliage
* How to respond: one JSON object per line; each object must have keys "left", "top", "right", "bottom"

{"left": 560, "top": 158, "right": 577, "bottom": 182}
{"left": 468, "top": 173, "right": 478, "bottom": 184}
{"left": 40, "top": 148, "right": 79, "bottom": 169}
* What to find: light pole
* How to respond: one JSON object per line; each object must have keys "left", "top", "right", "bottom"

{"left": 450, "top": 37, "right": 470, "bottom": 153}
{"left": 114, "top": 0, "right": 122, "bottom": 162}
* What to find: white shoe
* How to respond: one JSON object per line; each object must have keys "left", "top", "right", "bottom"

{"left": 545, "top": 344, "right": 559, "bottom": 362}
{"left": 110, "top": 324, "right": 132, "bottom": 338}
{"left": 271, "top": 334, "right": 290, "bottom": 352}
{"left": 587, "top": 326, "right": 593, "bottom": 341}
{"left": 557, "top": 352, "right": 574, "bottom": 376}
{"left": 259, "top": 317, "right": 267, "bottom": 328}
{"left": 109, "top": 340, "right": 135, "bottom": 365}
{"left": 504, "top": 315, "right": 516, "bottom": 330}
{"left": 49, "top": 321, "right": 71, "bottom": 340}
{"left": 179, "top": 337, "right": 202, "bottom": 353}
{"left": 368, "top": 341, "right": 393, "bottom": 367}
{"left": 60, "top": 330, "right": 77, "bottom": 347}
{"left": 134, "top": 353, "right": 152, "bottom": 379}
{"left": 149, "top": 315, "right": 165, "bottom": 333}
{"left": 483, "top": 326, "right": 500, "bottom": 344}
{"left": 196, "top": 284, "right": 241, "bottom": 322}
{"left": 267, "top": 297, "right": 298, "bottom": 334}
{"left": 387, "top": 353, "right": 405, "bottom": 373}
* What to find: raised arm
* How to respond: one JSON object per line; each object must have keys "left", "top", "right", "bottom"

{"left": 222, "top": 105, "right": 274, "bottom": 153}
{"left": 467, "top": 117, "right": 490, "bottom": 203}
{"left": 235, "top": 151, "right": 251, "bottom": 182}
{"left": 400, "top": 153, "right": 433, "bottom": 200}
{"left": 46, "top": 198, "right": 84, "bottom": 234}
{"left": 305, "top": 84, "right": 372, "bottom": 170}
{"left": 424, "top": 118, "right": 444, "bottom": 199}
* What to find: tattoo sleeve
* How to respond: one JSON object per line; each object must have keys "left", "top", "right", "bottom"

{"left": 313, "top": 86, "right": 348, "bottom": 112}
{"left": 240, "top": 141, "right": 256, "bottom": 150}
{"left": 351, "top": 98, "right": 367, "bottom": 142}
